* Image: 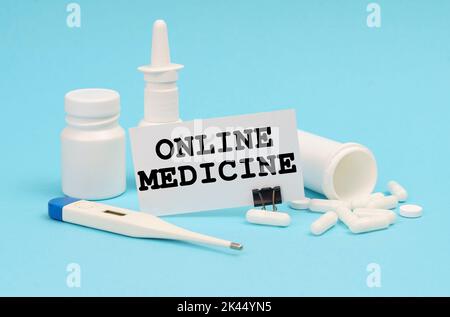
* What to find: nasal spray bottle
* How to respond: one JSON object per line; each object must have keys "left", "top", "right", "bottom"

{"left": 138, "top": 20, "right": 183, "bottom": 126}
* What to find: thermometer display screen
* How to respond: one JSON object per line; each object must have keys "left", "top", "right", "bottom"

{"left": 103, "top": 210, "right": 126, "bottom": 216}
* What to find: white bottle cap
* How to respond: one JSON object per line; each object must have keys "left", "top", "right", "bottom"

{"left": 65, "top": 88, "right": 120, "bottom": 118}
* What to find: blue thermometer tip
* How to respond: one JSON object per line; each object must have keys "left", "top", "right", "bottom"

{"left": 48, "top": 197, "right": 80, "bottom": 221}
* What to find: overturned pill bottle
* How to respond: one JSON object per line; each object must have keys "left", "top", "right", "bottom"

{"left": 61, "top": 89, "right": 126, "bottom": 200}
{"left": 297, "top": 130, "right": 377, "bottom": 201}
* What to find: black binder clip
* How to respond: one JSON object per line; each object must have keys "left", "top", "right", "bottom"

{"left": 252, "top": 186, "right": 282, "bottom": 211}
{"left": 248, "top": 186, "right": 290, "bottom": 227}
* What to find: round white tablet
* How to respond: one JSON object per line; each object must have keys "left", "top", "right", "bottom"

{"left": 289, "top": 198, "right": 311, "bottom": 210}
{"left": 399, "top": 204, "right": 423, "bottom": 218}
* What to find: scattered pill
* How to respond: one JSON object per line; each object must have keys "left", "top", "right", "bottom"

{"left": 335, "top": 206, "right": 359, "bottom": 228}
{"left": 246, "top": 209, "right": 291, "bottom": 227}
{"left": 353, "top": 208, "right": 396, "bottom": 224}
{"left": 350, "top": 196, "right": 370, "bottom": 209}
{"left": 388, "top": 181, "right": 408, "bottom": 202}
{"left": 289, "top": 198, "right": 310, "bottom": 210}
{"left": 399, "top": 204, "right": 423, "bottom": 218}
{"left": 366, "top": 195, "right": 398, "bottom": 210}
{"left": 309, "top": 199, "right": 349, "bottom": 213}
{"left": 349, "top": 216, "right": 390, "bottom": 234}
{"left": 350, "top": 192, "right": 385, "bottom": 209}
{"left": 370, "top": 192, "right": 385, "bottom": 200}
{"left": 310, "top": 212, "right": 338, "bottom": 235}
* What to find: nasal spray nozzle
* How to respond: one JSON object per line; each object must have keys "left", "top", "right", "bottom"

{"left": 138, "top": 20, "right": 183, "bottom": 126}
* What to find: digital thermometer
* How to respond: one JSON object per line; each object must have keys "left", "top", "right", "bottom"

{"left": 48, "top": 197, "right": 243, "bottom": 251}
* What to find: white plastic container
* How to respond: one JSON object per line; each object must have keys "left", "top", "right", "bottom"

{"left": 61, "top": 88, "right": 126, "bottom": 200}
{"left": 297, "top": 130, "right": 377, "bottom": 201}
{"left": 138, "top": 20, "right": 183, "bottom": 126}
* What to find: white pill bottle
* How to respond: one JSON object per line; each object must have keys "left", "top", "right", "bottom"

{"left": 297, "top": 130, "right": 377, "bottom": 201}
{"left": 61, "top": 89, "right": 126, "bottom": 200}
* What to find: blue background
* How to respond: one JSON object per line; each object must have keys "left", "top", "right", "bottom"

{"left": 1, "top": 0, "right": 449, "bottom": 296}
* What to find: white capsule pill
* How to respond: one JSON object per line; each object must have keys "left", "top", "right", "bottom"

{"left": 350, "top": 196, "right": 370, "bottom": 209}
{"left": 353, "top": 208, "right": 396, "bottom": 224}
{"left": 246, "top": 209, "right": 291, "bottom": 227}
{"left": 349, "top": 216, "right": 390, "bottom": 234}
{"left": 366, "top": 195, "right": 398, "bottom": 210}
{"left": 399, "top": 204, "right": 423, "bottom": 218}
{"left": 370, "top": 192, "right": 385, "bottom": 200}
{"left": 309, "top": 199, "right": 349, "bottom": 213}
{"left": 388, "top": 181, "right": 408, "bottom": 202}
{"left": 335, "top": 206, "right": 359, "bottom": 228}
{"left": 310, "top": 212, "right": 338, "bottom": 235}
{"left": 289, "top": 198, "right": 310, "bottom": 210}
{"left": 350, "top": 192, "right": 385, "bottom": 209}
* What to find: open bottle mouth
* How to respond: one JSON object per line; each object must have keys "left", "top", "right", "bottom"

{"left": 325, "top": 145, "right": 377, "bottom": 201}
